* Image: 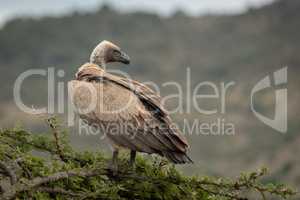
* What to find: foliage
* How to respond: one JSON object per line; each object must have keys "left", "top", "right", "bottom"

{"left": 0, "top": 117, "right": 296, "bottom": 200}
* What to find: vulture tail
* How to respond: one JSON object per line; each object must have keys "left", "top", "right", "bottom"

{"left": 163, "top": 152, "right": 193, "bottom": 164}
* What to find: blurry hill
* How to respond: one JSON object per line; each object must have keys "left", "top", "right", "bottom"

{"left": 0, "top": 0, "right": 299, "bottom": 190}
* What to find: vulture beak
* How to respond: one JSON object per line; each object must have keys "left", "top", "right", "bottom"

{"left": 119, "top": 51, "right": 130, "bottom": 64}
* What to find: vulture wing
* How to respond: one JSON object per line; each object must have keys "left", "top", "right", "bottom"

{"left": 70, "top": 64, "right": 192, "bottom": 163}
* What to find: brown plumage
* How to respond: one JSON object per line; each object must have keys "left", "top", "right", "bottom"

{"left": 69, "top": 41, "right": 192, "bottom": 170}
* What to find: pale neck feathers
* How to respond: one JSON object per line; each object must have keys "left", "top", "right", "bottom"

{"left": 75, "top": 63, "right": 105, "bottom": 80}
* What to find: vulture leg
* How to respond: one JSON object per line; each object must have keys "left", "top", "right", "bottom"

{"left": 129, "top": 150, "right": 136, "bottom": 167}
{"left": 108, "top": 149, "right": 119, "bottom": 175}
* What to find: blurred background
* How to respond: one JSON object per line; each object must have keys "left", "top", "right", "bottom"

{"left": 0, "top": 0, "right": 299, "bottom": 190}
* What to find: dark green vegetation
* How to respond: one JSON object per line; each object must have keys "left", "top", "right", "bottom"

{"left": 0, "top": 0, "right": 299, "bottom": 195}
{"left": 0, "top": 118, "right": 296, "bottom": 199}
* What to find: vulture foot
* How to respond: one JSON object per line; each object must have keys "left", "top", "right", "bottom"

{"left": 107, "top": 149, "right": 119, "bottom": 176}
{"left": 129, "top": 150, "right": 136, "bottom": 168}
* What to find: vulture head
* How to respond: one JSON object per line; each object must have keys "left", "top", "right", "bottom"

{"left": 90, "top": 40, "right": 130, "bottom": 67}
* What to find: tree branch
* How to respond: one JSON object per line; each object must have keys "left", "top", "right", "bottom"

{"left": 36, "top": 186, "right": 81, "bottom": 197}
{"left": 46, "top": 118, "right": 68, "bottom": 162}
{"left": 0, "top": 161, "right": 17, "bottom": 185}
{"left": 1, "top": 168, "right": 102, "bottom": 200}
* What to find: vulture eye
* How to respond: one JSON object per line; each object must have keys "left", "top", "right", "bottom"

{"left": 113, "top": 50, "right": 121, "bottom": 56}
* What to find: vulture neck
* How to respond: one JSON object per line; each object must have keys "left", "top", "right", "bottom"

{"left": 93, "top": 60, "right": 106, "bottom": 69}
{"left": 90, "top": 46, "right": 107, "bottom": 68}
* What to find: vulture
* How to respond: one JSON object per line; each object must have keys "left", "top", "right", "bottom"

{"left": 69, "top": 40, "right": 192, "bottom": 172}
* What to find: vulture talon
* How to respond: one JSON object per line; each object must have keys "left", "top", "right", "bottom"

{"left": 107, "top": 163, "right": 118, "bottom": 177}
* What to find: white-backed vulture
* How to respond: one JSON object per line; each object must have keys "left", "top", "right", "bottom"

{"left": 69, "top": 40, "right": 192, "bottom": 172}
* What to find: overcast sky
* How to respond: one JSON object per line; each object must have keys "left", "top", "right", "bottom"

{"left": 0, "top": 0, "right": 275, "bottom": 26}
